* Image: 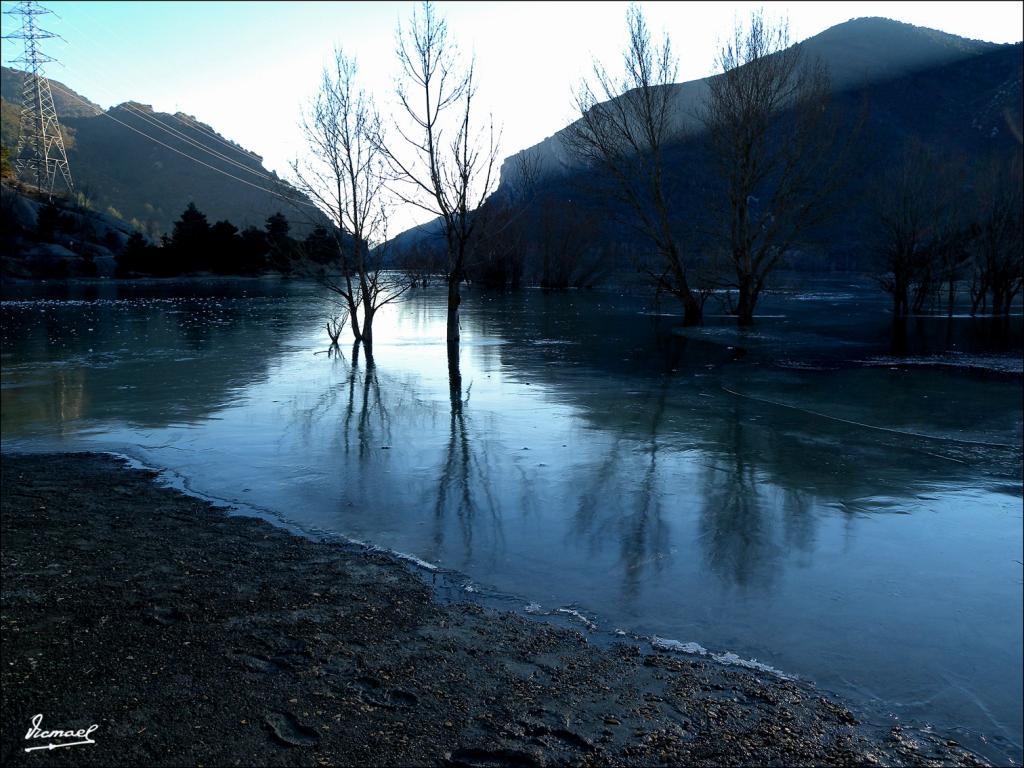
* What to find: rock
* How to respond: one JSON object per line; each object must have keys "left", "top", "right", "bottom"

{"left": 264, "top": 711, "right": 320, "bottom": 747}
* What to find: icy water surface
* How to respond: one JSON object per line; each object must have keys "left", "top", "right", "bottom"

{"left": 2, "top": 277, "right": 1022, "bottom": 763}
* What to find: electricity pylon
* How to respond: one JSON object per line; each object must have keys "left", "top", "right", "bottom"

{"left": 2, "top": 0, "right": 74, "bottom": 197}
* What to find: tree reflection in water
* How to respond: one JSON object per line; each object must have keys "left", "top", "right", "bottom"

{"left": 568, "top": 330, "right": 693, "bottom": 596}
{"left": 342, "top": 342, "right": 391, "bottom": 461}
{"left": 287, "top": 340, "right": 393, "bottom": 460}
{"left": 698, "top": 413, "right": 775, "bottom": 589}
{"left": 696, "top": 407, "right": 819, "bottom": 590}
{"left": 433, "top": 348, "right": 502, "bottom": 566}
{"left": 617, "top": 378, "right": 671, "bottom": 599}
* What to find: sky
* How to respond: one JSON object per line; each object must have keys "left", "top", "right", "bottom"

{"left": 2, "top": 1, "right": 1022, "bottom": 232}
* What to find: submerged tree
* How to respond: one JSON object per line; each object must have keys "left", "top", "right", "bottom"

{"left": 969, "top": 152, "right": 1023, "bottom": 316}
{"left": 469, "top": 153, "right": 541, "bottom": 291}
{"left": 534, "top": 196, "right": 603, "bottom": 290}
{"left": 292, "top": 49, "right": 408, "bottom": 349}
{"left": 873, "top": 141, "right": 963, "bottom": 318}
{"left": 386, "top": 0, "right": 501, "bottom": 352}
{"left": 566, "top": 4, "right": 705, "bottom": 325}
{"left": 699, "top": 11, "right": 848, "bottom": 326}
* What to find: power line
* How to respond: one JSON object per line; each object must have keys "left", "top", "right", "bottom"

{"left": 6, "top": 5, "right": 329, "bottom": 226}
{"left": 46, "top": 77, "right": 319, "bottom": 211}
{"left": 119, "top": 102, "right": 282, "bottom": 184}
{"left": 51, "top": 8, "right": 286, "bottom": 169}
{"left": 177, "top": 113, "right": 272, "bottom": 164}
{"left": 42, "top": 27, "right": 285, "bottom": 184}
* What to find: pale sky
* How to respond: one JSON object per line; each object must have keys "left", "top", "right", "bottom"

{"left": 2, "top": 1, "right": 1021, "bottom": 232}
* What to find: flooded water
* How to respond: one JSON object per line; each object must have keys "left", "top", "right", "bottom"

{"left": 2, "top": 276, "right": 1022, "bottom": 764}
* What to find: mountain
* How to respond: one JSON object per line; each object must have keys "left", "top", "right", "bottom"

{"left": 1, "top": 66, "right": 323, "bottom": 238}
{"left": 388, "top": 18, "right": 1022, "bottom": 276}
{"left": 797, "top": 16, "right": 1002, "bottom": 87}
{"left": 0, "top": 66, "right": 102, "bottom": 119}
{"left": 497, "top": 17, "right": 1007, "bottom": 191}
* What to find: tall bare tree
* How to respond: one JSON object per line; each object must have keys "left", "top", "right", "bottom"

{"left": 566, "top": 4, "right": 705, "bottom": 325}
{"left": 385, "top": 1, "right": 501, "bottom": 352}
{"left": 292, "top": 49, "right": 408, "bottom": 350}
{"left": 699, "top": 11, "right": 848, "bottom": 325}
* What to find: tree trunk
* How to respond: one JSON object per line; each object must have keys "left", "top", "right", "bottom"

{"left": 971, "top": 283, "right": 985, "bottom": 315}
{"left": 736, "top": 276, "right": 755, "bottom": 326}
{"left": 361, "top": 303, "right": 375, "bottom": 349}
{"left": 447, "top": 278, "right": 461, "bottom": 344}
{"left": 347, "top": 296, "right": 363, "bottom": 341}
{"left": 991, "top": 285, "right": 1006, "bottom": 316}
{"left": 892, "top": 283, "right": 909, "bottom": 318}
{"left": 362, "top": 337, "right": 375, "bottom": 369}
{"left": 678, "top": 294, "right": 701, "bottom": 326}
{"left": 890, "top": 318, "right": 908, "bottom": 356}
{"left": 447, "top": 338, "right": 462, "bottom": 415}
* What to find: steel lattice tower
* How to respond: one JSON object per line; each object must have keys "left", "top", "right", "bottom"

{"left": 2, "top": 0, "right": 74, "bottom": 196}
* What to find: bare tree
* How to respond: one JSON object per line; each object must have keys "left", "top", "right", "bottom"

{"left": 325, "top": 311, "right": 348, "bottom": 347}
{"left": 470, "top": 153, "right": 541, "bottom": 290}
{"left": 566, "top": 4, "right": 705, "bottom": 325}
{"left": 873, "top": 141, "right": 961, "bottom": 318}
{"left": 533, "top": 196, "right": 604, "bottom": 290}
{"left": 699, "top": 11, "right": 848, "bottom": 325}
{"left": 392, "top": 238, "right": 444, "bottom": 289}
{"left": 931, "top": 222, "right": 975, "bottom": 318}
{"left": 969, "top": 152, "right": 1023, "bottom": 316}
{"left": 291, "top": 49, "right": 408, "bottom": 350}
{"left": 385, "top": 0, "right": 501, "bottom": 351}
{"left": 471, "top": 201, "right": 526, "bottom": 289}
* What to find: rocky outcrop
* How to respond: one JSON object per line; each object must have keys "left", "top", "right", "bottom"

{"left": 1, "top": 182, "right": 137, "bottom": 279}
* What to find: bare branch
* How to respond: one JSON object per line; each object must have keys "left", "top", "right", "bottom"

{"left": 698, "top": 10, "right": 856, "bottom": 325}
{"left": 563, "top": 3, "right": 704, "bottom": 324}
{"left": 386, "top": 1, "right": 501, "bottom": 345}
{"left": 290, "top": 46, "right": 409, "bottom": 347}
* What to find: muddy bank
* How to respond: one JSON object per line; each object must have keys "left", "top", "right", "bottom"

{"left": 0, "top": 453, "right": 984, "bottom": 766}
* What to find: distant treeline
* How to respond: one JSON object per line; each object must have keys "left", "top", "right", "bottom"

{"left": 116, "top": 202, "right": 344, "bottom": 278}
{"left": 0, "top": 182, "right": 355, "bottom": 280}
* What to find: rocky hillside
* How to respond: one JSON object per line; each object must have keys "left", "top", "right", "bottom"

{"left": 0, "top": 66, "right": 102, "bottom": 120}
{"left": 1, "top": 67, "right": 324, "bottom": 238}
{"left": 0, "top": 181, "right": 136, "bottom": 279}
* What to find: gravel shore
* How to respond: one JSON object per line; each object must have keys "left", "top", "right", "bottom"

{"left": 0, "top": 452, "right": 985, "bottom": 766}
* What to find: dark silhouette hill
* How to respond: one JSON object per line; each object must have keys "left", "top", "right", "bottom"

{"left": 388, "top": 18, "right": 1022, "bottom": 275}
{"left": 498, "top": 17, "right": 1008, "bottom": 189}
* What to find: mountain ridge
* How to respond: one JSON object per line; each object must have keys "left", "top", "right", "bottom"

{"left": 384, "top": 16, "right": 1020, "bottom": 273}
{"left": 0, "top": 65, "right": 102, "bottom": 118}
{"left": 0, "top": 66, "right": 322, "bottom": 237}
{"left": 496, "top": 16, "right": 1009, "bottom": 193}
